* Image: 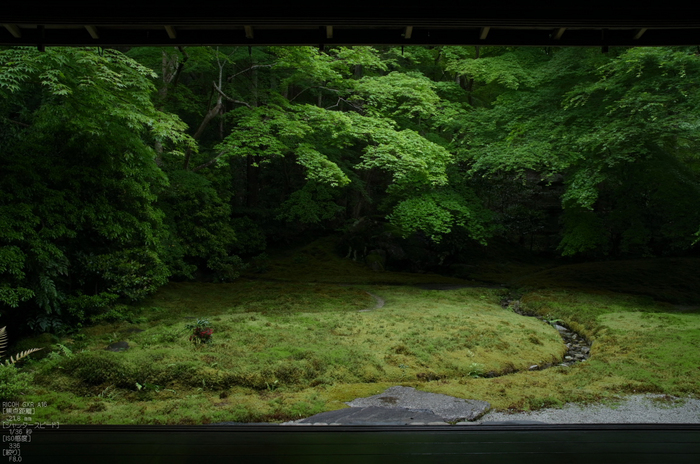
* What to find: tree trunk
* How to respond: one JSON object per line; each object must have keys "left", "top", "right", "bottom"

{"left": 466, "top": 46, "right": 480, "bottom": 107}
{"left": 354, "top": 64, "right": 363, "bottom": 79}
{"left": 250, "top": 62, "right": 259, "bottom": 107}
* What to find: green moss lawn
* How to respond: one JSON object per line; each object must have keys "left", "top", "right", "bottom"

{"left": 5, "top": 237, "right": 700, "bottom": 424}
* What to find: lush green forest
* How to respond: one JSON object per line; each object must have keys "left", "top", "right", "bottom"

{"left": 2, "top": 44, "right": 700, "bottom": 334}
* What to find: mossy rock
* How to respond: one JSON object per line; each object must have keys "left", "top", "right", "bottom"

{"left": 64, "top": 351, "right": 136, "bottom": 388}
{"left": 150, "top": 361, "right": 199, "bottom": 386}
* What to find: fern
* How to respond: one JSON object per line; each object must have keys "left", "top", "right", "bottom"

{"left": 0, "top": 327, "right": 42, "bottom": 366}
{"left": 0, "top": 326, "right": 6, "bottom": 355}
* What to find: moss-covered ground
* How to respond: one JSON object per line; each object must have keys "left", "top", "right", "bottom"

{"left": 5, "top": 237, "right": 700, "bottom": 424}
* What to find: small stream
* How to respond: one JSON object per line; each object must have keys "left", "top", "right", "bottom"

{"left": 500, "top": 297, "right": 591, "bottom": 371}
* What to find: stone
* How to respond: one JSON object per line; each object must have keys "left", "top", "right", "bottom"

{"left": 480, "top": 420, "right": 548, "bottom": 425}
{"left": 105, "top": 341, "right": 129, "bottom": 352}
{"left": 124, "top": 327, "right": 144, "bottom": 334}
{"left": 528, "top": 365, "right": 539, "bottom": 371}
{"left": 346, "top": 386, "right": 491, "bottom": 422}
{"left": 296, "top": 406, "right": 444, "bottom": 425}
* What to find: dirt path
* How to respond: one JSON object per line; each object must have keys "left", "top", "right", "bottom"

{"left": 356, "top": 283, "right": 500, "bottom": 312}
{"left": 358, "top": 291, "right": 385, "bottom": 312}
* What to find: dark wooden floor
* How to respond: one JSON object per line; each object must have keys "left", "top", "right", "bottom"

{"left": 4, "top": 424, "right": 700, "bottom": 464}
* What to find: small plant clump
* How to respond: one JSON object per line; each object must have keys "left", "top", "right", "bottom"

{"left": 0, "top": 326, "right": 43, "bottom": 402}
{"left": 0, "top": 327, "right": 42, "bottom": 366}
{"left": 186, "top": 319, "right": 213, "bottom": 346}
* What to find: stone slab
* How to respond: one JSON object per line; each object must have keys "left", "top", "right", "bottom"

{"left": 295, "top": 406, "right": 445, "bottom": 425}
{"left": 346, "top": 386, "right": 491, "bottom": 422}
{"left": 105, "top": 341, "right": 129, "bottom": 352}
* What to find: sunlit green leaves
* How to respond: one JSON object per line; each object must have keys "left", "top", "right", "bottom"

{"left": 295, "top": 144, "right": 350, "bottom": 187}
{"left": 388, "top": 190, "right": 490, "bottom": 243}
{"left": 351, "top": 71, "right": 441, "bottom": 126}
{"left": 445, "top": 49, "right": 541, "bottom": 90}
{"left": 358, "top": 127, "right": 451, "bottom": 190}
{"left": 328, "top": 46, "right": 388, "bottom": 76}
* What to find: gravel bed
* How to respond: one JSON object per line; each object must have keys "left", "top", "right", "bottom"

{"left": 477, "top": 394, "right": 700, "bottom": 424}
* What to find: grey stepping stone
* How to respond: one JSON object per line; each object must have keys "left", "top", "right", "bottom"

{"left": 346, "top": 386, "right": 491, "bottom": 422}
{"left": 480, "top": 420, "right": 548, "bottom": 425}
{"left": 296, "top": 406, "right": 445, "bottom": 425}
{"left": 105, "top": 341, "right": 129, "bottom": 352}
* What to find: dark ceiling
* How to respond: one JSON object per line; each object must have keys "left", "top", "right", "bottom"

{"left": 2, "top": 3, "right": 700, "bottom": 48}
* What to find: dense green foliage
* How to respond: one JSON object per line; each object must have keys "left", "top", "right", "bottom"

{"left": 454, "top": 47, "right": 700, "bottom": 256}
{"left": 0, "top": 47, "right": 191, "bottom": 332}
{"left": 2, "top": 44, "right": 700, "bottom": 332}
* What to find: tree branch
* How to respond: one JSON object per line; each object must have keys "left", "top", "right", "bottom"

{"left": 158, "top": 47, "right": 189, "bottom": 105}
{"left": 183, "top": 96, "right": 222, "bottom": 170}
{"left": 227, "top": 64, "right": 273, "bottom": 82}
{"left": 169, "top": 46, "right": 189, "bottom": 89}
{"left": 3, "top": 117, "right": 31, "bottom": 128}
{"left": 291, "top": 85, "right": 340, "bottom": 103}
{"left": 325, "top": 97, "right": 363, "bottom": 112}
{"left": 290, "top": 87, "right": 311, "bottom": 102}
{"left": 212, "top": 81, "right": 251, "bottom": 108}
{"left": 194, "top": 101, "right": 223, "bottom": 141}
{"left": 192, "top": 150, "right": 227, "bottom": 172}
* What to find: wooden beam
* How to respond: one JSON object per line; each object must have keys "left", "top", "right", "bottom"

{"left": 4, "top": 27, "right": 700, "bottom": 47}
{"left": 164, "top": 25, "right": 177, "bottom": 39}
{"left": 326, "top": 25, "right": 333, "bottom": 39}
{"left": 85, "top": 25, "right": 99, "bottom": 39}
{"left": 244, "top": 25, "right": 254, "bottom": 39}
{"left": 552, "top": 27, "right": 566, "bottom": 40}
{"left": 3, "top": 24, "right": 21, "bottom": 38}
{"left": 479, "top": 26, "right": 490, "bottom": 40}
{"left": 633, "top": 28, "right": 648, "bottom": 40}
{"left": 404, "top": 26, "right": 413, "bottom": 39}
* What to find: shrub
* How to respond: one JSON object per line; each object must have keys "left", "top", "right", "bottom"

{"left": 0, "top": 326, "right": 43, "bottom": 365}
{"left": 0, "top": 365, "right": 31, "bottom": 402}
{"left": 64, "top": 351, "right": 135, "bottom": 388}
{"left": 185, "top": 319, "right": 213, "bottom": 346}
